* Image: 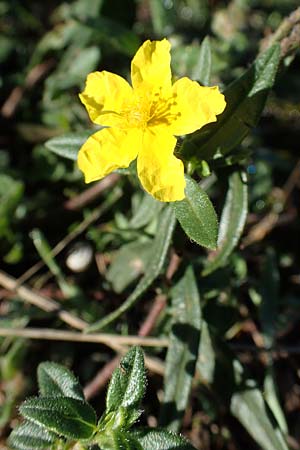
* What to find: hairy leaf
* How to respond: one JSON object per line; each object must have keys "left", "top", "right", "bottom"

{"left": 9, "top": 421, "right": 57, "bottom": 450}
{"left": 20, "top": 397, "right": 96, "bottom": 439}
{"left": 134, "top": 428, "right": 197, "bottom": 450}
{"left": 106, "top": 347, "right": 146, "bottom": 414}
{"left": 38, "top": 362, "right": 84, "bottom": 401}
{"left": 98, "top": 430, "right": 143, "bottom": 450}
{"left": 173, "top": 176, "right": 218, "bottom": 250}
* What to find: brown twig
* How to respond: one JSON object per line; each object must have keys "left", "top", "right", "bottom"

{"left": 138, "top": 294, "right": 167, "bottom": 337}
{"left": 242, "top": 160, "right": 300, "bottom": 248}
{"left": 165, "top": 250, "right": 181, "bottom": 282}
{"left": 0, "top": 270, "right": 87, "bottom": 330}
{"left": 64, "top": 173, "right": 120, "bottom": 210}
{"left": 1, "top": 59, "right": 55, "bottom": 118}
{"left": 0, "top": 327, "right": 168, "bottom": 348}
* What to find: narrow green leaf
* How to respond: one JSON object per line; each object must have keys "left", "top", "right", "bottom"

{"left": 181, "top": 44, "right": 281, "bottom": 161}
{"left": 87, "top": 206, "right": 176, "bottom": 331}
{"left": 264, "top": 367, "right": 288, "bottom": 435}
{"left": 202, "top": 170, "right": 248, "bottom": 275}
{"left": 20, "top": 397, "right": 96, "bottom": 439}
{"left": 231, "top": 388, "right": 289, "bottom": 450}
{"left": 30, "top": 229, "right": 76, "bottom": 297}
{"left": 196, "top": 320, "right": 215, "bottom": 384}
{"left": 9, "top": 421, "right": 57, "bottom": 450}
{"left": 160, "top": 267, "right": 201, "bottom": 431}
{"left": 134, "top": 428, "right": 197, "bottom": 450}
{"left": 196, "top": 36, "right": 211, "bottom": 85}
{"left": 45, "top": 130, "right": 94, "bottom": 160}
{"left": 106, "top": 347, "right": 146, "bottom": 414}
{"left": 38, "top": 362, "right": 84, "bottom": 401}
{"left": 172, "top": 176, "right": 218, "bottom": 250}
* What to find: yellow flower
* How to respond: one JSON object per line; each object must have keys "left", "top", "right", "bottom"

{"left": 78, "top": 39, "right": 226, "bottom": 202}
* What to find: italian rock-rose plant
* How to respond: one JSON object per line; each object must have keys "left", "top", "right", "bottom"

{"left": 77, "top": 38, "right": 226, "bottom": 201}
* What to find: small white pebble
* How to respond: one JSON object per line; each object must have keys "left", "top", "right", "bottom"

{"left": 66, "top": 242, "right": 93, "bottom": 272}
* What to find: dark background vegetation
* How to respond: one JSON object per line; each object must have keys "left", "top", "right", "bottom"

{"left": 1, "top": 0, "right": 300, "bottom": 449}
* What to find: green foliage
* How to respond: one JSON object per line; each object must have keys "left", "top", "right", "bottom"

{"left": 38, "top": 362, "right": 85, "bottom": 400}
{"left": 203, "top": 170, "right": 248, "bottom": 275}
{"left": 45, "top": 131, "right": 95, "bottom": 160}
{"left": 230, "top": 388, "right": 289, "bottom": 450}
{"left": 2, "top": 1, "right": 300, "bottom": 449}
{"left": 181, "top": 44, "right": 281, "bottom": 162}
{"left": 133, "top": 429, "right": 197, "bottom": 450}
{"left": 20, "top": 397, "right": 97, "bottom": 439}
{"left": 105, "top": 346, "right": 145, "bottom": 415}
{"left": 160, "top": 267, "right": 201, "bottom": 431}
{"left": 172, "top": 176, "right": 218, "bottom": 250}
{"left": 9, "top": 347, "right": 197, "bottom": 450}
{"left": 87, "top": 206, "right": 176, "bottom": 331}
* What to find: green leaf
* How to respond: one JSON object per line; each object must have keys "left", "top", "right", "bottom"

{"left": 98, "top": 430, "right": 143, "bottom": 450}
{"left": 172, "top": 176, "right": 218, "bottom": 250}
{"left": 46, "top": 46, "right": 101, "bottom": 91}
{"left": 231, "top": 388, "right": 289, "bottom": 450}
{"left": 134, "top": 428, "right": 197, "bottom": 450}
{"left": 181, "top": 44, "right": 281, "bottom": 161}
{"left": 171, "top": 39, "right": 211, "bottom": 83}
{"left": 197, "top": 36, "right": 211, "bottom": 86}
{"left": 30, "top": 229, "right": 77, "bottom": 297}
{"left": 38, "top": 362, "right": 84, "bottom": 401}
{"left": 84, "top": 17, "right": 140, "bottom": 56}
{"left": 202, "top": 170, "right": 248, "bottom": 275}
{"left": 129, "top": 192, "right": 163, "bottom": 229}
{"left": 160, "top": 267, "right": 201, "bottom": 431}
{"left": 106, "top": 241, "right": 153, "bottom": 294}
{"left": 0, "top": 174, "right": 24, "bottom": 237}
{"left": 87, "top": 206, "right": 176, "bottom": 331}
{"left": 194, "top": 321, "right": 288, "bottom": 450}
{"left": 196, "top": 320, "right": 216, "bottom": 384}
{"left": 9, "top": 421, "right": 57, "bottom": 450}
{"left": 20, "top": 397, "right": 96, "bottom": 439}
{"left": 106, "top": 347, "right": 145, "bottom": 414}
{"left": 149, "top": 0, "right": 176, "bottom": 35}
{"left": 264, "top": 367, "right": 288, "bottom": 435}
{"left": 45, "top": 130, "right": 95, "bottom": 160}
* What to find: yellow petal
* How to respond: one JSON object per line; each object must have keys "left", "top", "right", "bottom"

{"left": 137, "top": 129, "right": 185, "bottom": 202}
{"left": 78, "top": 128, "right": 141, "bottom": 183}
{"left": 79, "top": 71, "right": 133, "bottom": 127}
{"left": 170, "top": 77, "right": 226, "bottom": 135}
{"left": 131, "top": 39, "right": 172, "bottom": 91}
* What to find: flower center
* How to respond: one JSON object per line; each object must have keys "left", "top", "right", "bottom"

{"left": 122, "top": 89, "right": 181, "bottom": 129}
